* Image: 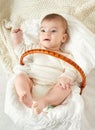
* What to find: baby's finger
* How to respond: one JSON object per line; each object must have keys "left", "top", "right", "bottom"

{"left": 58, "top": 83, "right": 66, "bottom": 89}
{"left": 65, "top": 84, "right": 71, "bottom": 90}
{"left": 59, "top": 81, "right": 66, "bottom": 87}
{"left": 70, "top": 80, "right": 73, "bottom": 85}
{"left": 12, "top": 28, "right": 21, "bottom": 33}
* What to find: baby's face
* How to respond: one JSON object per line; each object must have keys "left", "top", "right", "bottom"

{"left": 39, "top": 19, "right": 67, "bottom": 51}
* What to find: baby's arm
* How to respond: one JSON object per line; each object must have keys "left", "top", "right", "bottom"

{"left": 11, "top": 28, "right": 34, "bottom": 59}
{"left": 11, "top": 29, "right": 26, "bottom": 58}
{"left": 56, "top": 76, "right": 72, "bottom": 90}
{"left": 56, "top": 55, "right": 79, "bottom": 89}
{"left": 11, "top": 29, "right": 23, "bottom": 48}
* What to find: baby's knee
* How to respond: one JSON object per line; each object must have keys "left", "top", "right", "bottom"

{"left": 15, "top": 73, "right": 28, "bottom": 82}
{"left": 14, "top": 73, "right": 33, "bottom": 87}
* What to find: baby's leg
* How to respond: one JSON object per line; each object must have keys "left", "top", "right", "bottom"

{"left": 14, "top": 73, "right": 33, "bottom": 107}
{"left": 33, "top": 84, "right": 71, "bottom": 114}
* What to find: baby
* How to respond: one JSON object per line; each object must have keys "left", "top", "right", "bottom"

{"left": 12, "top": 13, "right": 80, "bottom": 114}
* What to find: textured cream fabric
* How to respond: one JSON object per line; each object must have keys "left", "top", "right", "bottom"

{"left": 0, "top": 0, "right": 11, "bottom": 20}
{"left": 10, "top": 0, "right": 95, "bottom": 33}
{"left": 0, "top": 0, "right": 95, "bottom": 72}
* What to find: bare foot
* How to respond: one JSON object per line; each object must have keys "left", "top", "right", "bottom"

{"left": 32, "top": 99, "right": 48, "bottom": 114}
{"left": 19, "top": 93, "right": 33, "bottom": 108}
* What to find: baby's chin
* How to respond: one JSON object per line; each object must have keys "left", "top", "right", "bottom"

{"left": 39, "top": 43, "right": 59, "bottom": 51}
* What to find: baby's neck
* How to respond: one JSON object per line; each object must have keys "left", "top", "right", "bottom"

{"left": 39, "top": 44, "right": 61, "bottom": 52}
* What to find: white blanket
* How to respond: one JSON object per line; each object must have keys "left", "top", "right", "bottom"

{"left": 5, "top": 77, "right": 83, "bottom": 130}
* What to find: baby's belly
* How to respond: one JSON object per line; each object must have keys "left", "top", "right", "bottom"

{"left": 29, "top": 65, "right": 63, "bottom": 99}
{"left": 30, "top": 64, "right": 63, "bottom": 86}
{"left": 28, "top": 59, "right": 64, "bottom": 99}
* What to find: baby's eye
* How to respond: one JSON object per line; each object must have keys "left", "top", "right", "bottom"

{"left": 51, "top": 29, "right": 57, "bottom": 33}
{"left": 40, "top": 29, "right": 45, "bottom": 32}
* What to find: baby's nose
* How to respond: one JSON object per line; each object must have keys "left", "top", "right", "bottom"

{"left": 45, "top": 31, "right": 51, "bottom": 36}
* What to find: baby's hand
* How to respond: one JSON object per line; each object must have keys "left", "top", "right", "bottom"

{"left": 11, "top": 29, "right": 23, "bottom": 48}
{"left": 56, "top": 77, "right": 72, "bottom": 90}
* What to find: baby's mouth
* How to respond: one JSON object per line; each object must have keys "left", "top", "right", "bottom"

{"left": 44, "top": 38, "right": 50, "bottom": 41}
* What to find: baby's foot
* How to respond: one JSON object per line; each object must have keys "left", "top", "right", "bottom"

{"left": 19, "top": 93, "right": 32, "bottom": 108}
{"left": 32, "top": 99, "right": 48, "bottom": 114}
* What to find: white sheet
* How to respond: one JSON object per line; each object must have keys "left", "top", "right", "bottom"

{"left": 0, "top": 63, "right": 22, "bottom": 130}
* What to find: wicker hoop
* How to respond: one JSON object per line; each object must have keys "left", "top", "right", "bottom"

{"left": 20, "top": 49, "right": 86, "bottom": 94}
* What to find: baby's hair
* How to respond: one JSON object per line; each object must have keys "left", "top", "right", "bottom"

{"left": 41, "top": 13, "right": 68, "bottom": 33}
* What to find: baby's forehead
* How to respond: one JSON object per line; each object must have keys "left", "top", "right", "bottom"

{"left": 42, "top": 18, "right": 64, "bottom": 23}
{"left": 41, "top": 19, "right": 67, "bottom": 29}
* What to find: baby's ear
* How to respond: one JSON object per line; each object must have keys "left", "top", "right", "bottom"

{"left": 62, "top": 33, "right": 69, "bottom": 43}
